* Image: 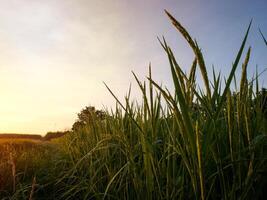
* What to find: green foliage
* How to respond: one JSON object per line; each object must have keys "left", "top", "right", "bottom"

{"left": 43, "top": 131, "right": 70, "bottom": 141}
{"left": 0, "top": 141, "right": 62, "bottom": 199}
{"left": 72, "top": 106, "right": 106, "bottom": 131}
{"left": 52, "top": 12, "right": 267, "bottom": 199}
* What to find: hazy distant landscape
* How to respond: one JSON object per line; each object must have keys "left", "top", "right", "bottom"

{"left": 0, "top": 134, "right": 43, "bottom": 140}
{"left": 1, "top": 1, "right": 267, "bottom": 199}
{"left": 0, "top": 132, "right": 67, "bottom": 141}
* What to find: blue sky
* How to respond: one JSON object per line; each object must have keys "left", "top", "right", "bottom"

{"left": 0, "top": 0, "right": 266, "bottom": 134}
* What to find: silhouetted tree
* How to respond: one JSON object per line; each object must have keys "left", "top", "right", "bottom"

{"left": 72, "top": 106, "right": 106, "bottom": 131}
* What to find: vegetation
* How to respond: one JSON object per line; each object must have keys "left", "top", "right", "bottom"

{"left": 72, "top": 106, "right": 106, "bottom": 132}
{"left": 43, "top": 131, "right": 70, "bottom": 141}
{"left": 1, "top": 11, "right": 267, "bottom": 199}
{"left": 0, "top": 134, "right": 43, "bottom": 141}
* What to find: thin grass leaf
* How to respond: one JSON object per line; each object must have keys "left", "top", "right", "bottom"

{"left": 259, "top": 28, "right": 267, "bottom": 46}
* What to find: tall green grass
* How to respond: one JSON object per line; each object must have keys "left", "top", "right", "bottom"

{"left": 53, "top": 11, "right": 267, "bottom": 199}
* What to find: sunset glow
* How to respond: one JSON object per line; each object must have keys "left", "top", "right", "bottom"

{"left": 0, "top": 0, "right": 266, "bottom": 134}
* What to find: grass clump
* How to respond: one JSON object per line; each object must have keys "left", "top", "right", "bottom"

{"left": 53, "top": 11, "right": 267, "bottom": 199}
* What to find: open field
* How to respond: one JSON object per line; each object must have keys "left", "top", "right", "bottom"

{"left": 1, "top": 11, "right": 267, "bottom": 200}
{"left": 0, "top": 137, "right": 62, "bottom": 199}
{"left": 0, "top": 135, "right": 43, "bottom": 144}
{"left": 0, "top": 138, "right": 41, "bottom": 144}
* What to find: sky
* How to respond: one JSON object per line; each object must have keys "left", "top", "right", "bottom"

{"left": 0, "top": 0, "right": 266, "bottom": 135}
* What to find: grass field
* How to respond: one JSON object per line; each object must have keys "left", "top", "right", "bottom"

{"left": 0, "top": 138, "right": 41, "bottom": 144}
{"left": 1, "top": 11, "right": 267, "bottom": 199}
{"left": 0, "top": 138, "right": 62, "bottom": 199}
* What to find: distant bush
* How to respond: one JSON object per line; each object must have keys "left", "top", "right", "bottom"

{"left": 43, "top": 131, "right": 70, "bottom": 141}
{"left": 72, "top": 106, "right": 106, "bottom": 131}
